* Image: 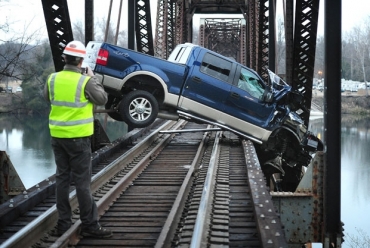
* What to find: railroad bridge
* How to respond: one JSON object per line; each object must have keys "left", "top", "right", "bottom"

{"left": 0, "top": 0, "right": 342, "bottom": 247}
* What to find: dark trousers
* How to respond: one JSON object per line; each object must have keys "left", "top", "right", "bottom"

{"left": 51, "top": 137, "right": 99, "bottom": 231}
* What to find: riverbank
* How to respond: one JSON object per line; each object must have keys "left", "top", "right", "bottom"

{"left": 312, "top": 90, "right": 370, "bottom": 115}
{"left": 0, "top": 92, "right": 23, "bottom": 114}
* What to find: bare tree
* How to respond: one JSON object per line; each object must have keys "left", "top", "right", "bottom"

{"left": 72, "top": 20, "right": 85, "bottom": 43}
{"left": 0, "top": 30, "right": 43, "bottom": 93}
{"left": 0, "top": 1, "right": 45, "bottom": 92}
{"left": 345, "top": 228, "right": 370, "bottom": 248}
{"left": 276, "top": 17, "right": 286, "bottom": 74}
{"left": 351, "top": 25, "right": 368, "bottom": 83}
{"left": 72, "top": 18, "right": 127, "bottom": 47}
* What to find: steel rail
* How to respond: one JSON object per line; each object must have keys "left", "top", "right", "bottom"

{"left": 53, "top": 119, "right": 188, "bottom": 247}
{"left": 190, "top": 131, "right": 222, "bottom": 247}
{"left": 0, "top": 120, "right": 181, "bottom": 248}
{"left": 154, "top": 125, "right": 213, "bottom": 248}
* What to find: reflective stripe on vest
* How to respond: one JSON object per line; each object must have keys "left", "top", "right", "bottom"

{"left": 48, "top": 71, "right": 94, "bottom": 138}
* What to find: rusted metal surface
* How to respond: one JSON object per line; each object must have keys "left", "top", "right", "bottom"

{"left": 154, "top": 0, "right": 177, "bottom": 59}
{"left": 0, "top": 151, "right": 26, "bottom": 204}
{"left": 199, "top": 18, "right": 245, "bottom": 61}
{"left": 243, "top": 140, "right": 288, "bottom": 248}
{"left": 271, "top": 151, "right": 325, "bottom": 246}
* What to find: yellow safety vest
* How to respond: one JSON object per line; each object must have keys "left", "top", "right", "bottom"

{"left": 47, "top": 71, "right": 94, "bottom": 138}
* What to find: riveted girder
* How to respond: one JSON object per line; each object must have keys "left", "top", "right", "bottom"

{"left": 291, "top": 0, "right": 320, "bottom": 126}
{"left": 41, "top": 0, "right": 73, "bottom": 72}
{"left": 136, "top": 0, "right": 154, "bottom": 55}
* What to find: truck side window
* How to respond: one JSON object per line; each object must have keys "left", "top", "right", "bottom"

{"left": 237, "top": 68, "right": 265, "bottom": 99}
{"left": 200, "top": 53, "right": 231, "bottom": 82}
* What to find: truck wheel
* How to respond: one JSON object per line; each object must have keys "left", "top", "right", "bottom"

{"left": 120, "top": 90, "right": 158, "bottom": 128}
{"left": 105, "top": 94, "right": 124, "bottom": 121}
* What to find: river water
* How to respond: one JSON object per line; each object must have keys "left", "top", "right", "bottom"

{"left": 0, "top": 114, "right": 369, "bottom": 247}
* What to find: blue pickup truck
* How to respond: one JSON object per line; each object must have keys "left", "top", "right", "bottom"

{"left": 84, "top": 41, "right": 323, "bottom": 191}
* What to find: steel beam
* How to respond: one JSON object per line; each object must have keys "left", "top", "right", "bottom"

{"left": 272, "top": 152, "right": 325, "bottom": 245}
{"left": 323, "top": 0, "right": 342, "bottom": 246}
{"left": 257, "top": 0, "right": 269, "bottom": 81}
{"left": 292, "top": 0, "right": 320, "bottom": 126}
{"left": 128, "top": 1, "right": 135, "bottom": 50}
{"left": 41, "top": 0, "right": 73, "bottom": 72}
{"left": 285, "top": 0, "right": 294, "bottom": 84}
{"left": 155, "top": 0, "right": 177, "bottom": 58}
{"left": 85, "top": 0, "right": 94, "bottom": 45}
{"left": 136, "top": 0, "right": 154, "bottom": 55}
{"left": 268, "top": 0, "right": 276, "bottom": 72}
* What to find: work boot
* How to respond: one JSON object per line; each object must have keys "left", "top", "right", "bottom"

{"left": 80, "top": 225, "right": 112, "bottom": 238}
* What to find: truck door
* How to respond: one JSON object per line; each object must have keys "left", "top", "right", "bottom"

{"left": 224, "top": 66, "right": 275, "bottom": 128}
{"left": 179, "top": 52, "right": 235, "bottom": 120}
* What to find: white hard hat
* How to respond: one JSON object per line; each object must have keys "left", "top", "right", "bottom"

{"left": 63, "top": 41, "right": 86, "bottom": 58}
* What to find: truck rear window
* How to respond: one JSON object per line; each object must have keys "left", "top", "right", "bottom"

{"left": 168, "top": 46, "right": 192, "bottom": 64}
{"left": 200, "top": 53, "right": 232, "bottom": 82}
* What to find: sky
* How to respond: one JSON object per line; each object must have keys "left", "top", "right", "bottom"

{"left": 0, "top": 0, "right": 369, "bottom": 42}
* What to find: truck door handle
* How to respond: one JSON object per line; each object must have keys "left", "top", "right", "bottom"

{"left": 192, "top": 76, "right": 202, "bottom": 83}
{"left": 231, "top": 92, "right": 239, "bottom": 99}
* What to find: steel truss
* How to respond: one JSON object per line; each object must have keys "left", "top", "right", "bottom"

{"left": 199, "top": 19, "right": 243, "bottom": 61}
{"left": 135, "top": 0, "right": 155, "bottom": 55}
{"left": 154, "top": 0, "right": 177, "bottom": 58}
{"left": 41, "top": 0, "right": 317, "bottom": 125}
{"left": 291, "top": 0, "right": 320, "bottom": 126}
{"left": 41, "top": 0, "right": 74, "bottom": 72}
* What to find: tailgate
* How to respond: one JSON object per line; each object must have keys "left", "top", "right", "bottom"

{"left": 82, "top": 41, "right": 103, "bottom": 70}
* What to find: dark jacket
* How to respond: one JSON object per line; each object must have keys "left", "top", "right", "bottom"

{"left": 44, "top": 64, "right": 107, "bottom": 105}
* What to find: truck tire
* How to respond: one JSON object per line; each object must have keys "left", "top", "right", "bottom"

{"left": 120, "top": 90, "right": 159, "bottom": 128}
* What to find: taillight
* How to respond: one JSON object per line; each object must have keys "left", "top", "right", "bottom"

{"left": 96, "top": 49, "right": 109, "bottom": 66}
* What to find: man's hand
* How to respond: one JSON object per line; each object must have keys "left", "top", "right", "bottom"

{"left": 86, "top": 66, "right": 94, "bottom": 77}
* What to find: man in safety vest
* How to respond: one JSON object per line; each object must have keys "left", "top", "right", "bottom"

{"left": 44, "top": 40, "right": 112, "bottom": 238}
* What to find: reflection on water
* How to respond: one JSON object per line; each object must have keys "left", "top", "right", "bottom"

{"left": 0, "top": 114, "right": 127, "bottom": 189}
{"left": 0, "top": 114, "right": 54, "bottom": 189}
{"left": 1, "top": 114, "right": 370, "bottom": 246}
{"left": 340, "top": 116, "right": 370, "bottom": 247}
{"left": 310, "top": 116, "right": 370, "bottom": 247}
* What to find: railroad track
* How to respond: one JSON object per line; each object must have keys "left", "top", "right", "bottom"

{"left": 0, "top": 118, "right": 170, "bottom": 247}
{"left": 0, "top": 120, "right": 287, "bottom": 247}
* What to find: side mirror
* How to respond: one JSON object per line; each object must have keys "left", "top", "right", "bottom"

{"left": 262, "top": 88, "right": 274, "bottom": 103}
